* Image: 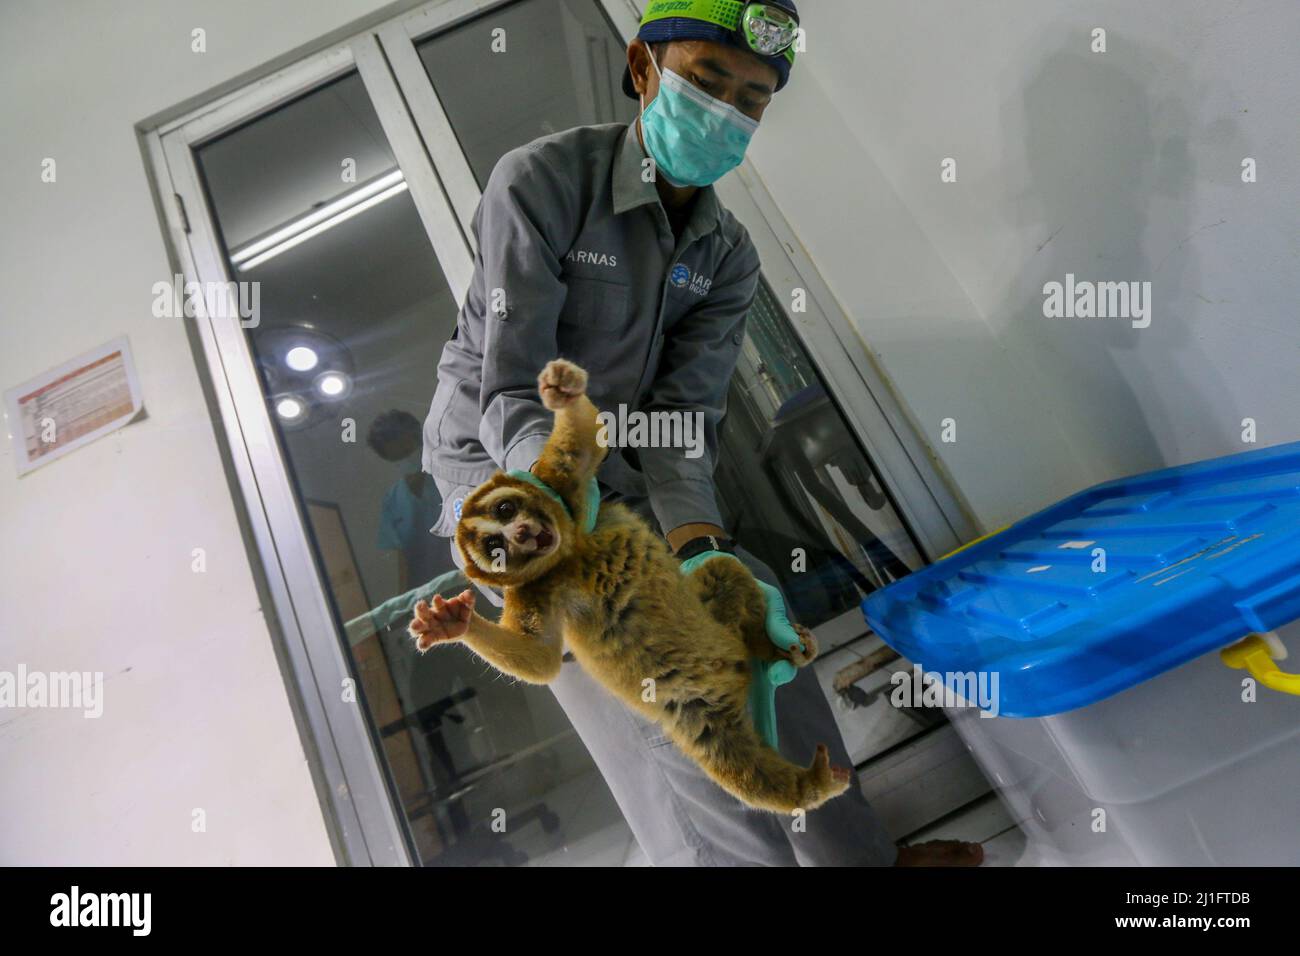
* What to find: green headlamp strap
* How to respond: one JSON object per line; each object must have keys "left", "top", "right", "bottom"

{"left": 506, "top": 469, "right": 601, "bottom": 534}
{"left": 640, "top": 0, "right": 798, "bottom": 66}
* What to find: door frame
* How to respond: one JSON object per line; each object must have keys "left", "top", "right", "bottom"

{"left": 144, "top": 32, "right": 472, "bottom": 867}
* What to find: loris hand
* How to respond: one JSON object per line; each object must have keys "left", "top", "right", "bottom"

{"left": 409, "top": 590, "right": 475, "bottom": 652}
{"left": 538, "top": 358, "right": 587, "bottom": 410}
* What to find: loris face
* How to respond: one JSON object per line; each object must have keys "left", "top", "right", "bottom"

{"left": 454, "top": 475, "right": 568, "bottom": 586}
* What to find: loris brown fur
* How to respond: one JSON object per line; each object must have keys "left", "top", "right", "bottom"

{"left": 409, "top": 359, "right": 851, "bottom": 814}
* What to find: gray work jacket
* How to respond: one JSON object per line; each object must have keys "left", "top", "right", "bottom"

{"left": 422, "top": 121, "right": 761, "bottom": 537}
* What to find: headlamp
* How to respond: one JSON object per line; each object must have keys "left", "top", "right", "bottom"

{"left": 639, "top": 0, "right": 800, "bottom": 65}
{"left": 739, "top": 3, "right": 799, "bottom": 58}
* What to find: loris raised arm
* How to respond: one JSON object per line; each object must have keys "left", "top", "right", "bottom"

{"left": 410, "top": 359, "right": 849, "bottom": 814}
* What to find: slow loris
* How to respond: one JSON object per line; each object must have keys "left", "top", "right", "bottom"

{"left": 409, "top": 359, "right": 851, "bottom": 813}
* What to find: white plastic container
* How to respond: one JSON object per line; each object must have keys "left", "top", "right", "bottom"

{"left": 944, "top": 619, "right": 1300, "bottom": 865}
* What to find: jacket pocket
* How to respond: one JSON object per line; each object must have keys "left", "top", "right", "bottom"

{"left": 559, "top": 276, "right": 630, "bottom": 332}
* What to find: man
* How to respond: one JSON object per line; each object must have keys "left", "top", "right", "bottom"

{"left": 423, "top": 0, "right": 981, "bottom": 866}
{"left": 367, "top": 409, "right": 449, "bottom": 593}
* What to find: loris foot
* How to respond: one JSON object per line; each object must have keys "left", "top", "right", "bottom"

{"left": 409, "top": 590, "right": 475, "bottom": 652}
{"left": 798, "top": 743, "right": 852, "bottom": 810}
{"left": 538, "top": 359, "right": 587, "bottom": 410}
{"left": 784, "top": 624, "right": 819, "bottom": 667}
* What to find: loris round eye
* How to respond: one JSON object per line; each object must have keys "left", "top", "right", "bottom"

{"left": 495, "top": 500, "right": 517, "bottom": 520}
{"left": 485, "top": 534, "right": 506, "bottom": 553}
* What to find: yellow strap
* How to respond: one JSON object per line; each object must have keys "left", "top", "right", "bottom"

{"left": 1221, "top": 634, "right": 1300, "bottom": 696}
{"left": 940, "top": 525, "right": 1010, "bottom": 561}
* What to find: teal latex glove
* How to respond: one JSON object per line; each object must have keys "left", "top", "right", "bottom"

{"left": 678, "top": 550, "right": 804, "bottom": 750}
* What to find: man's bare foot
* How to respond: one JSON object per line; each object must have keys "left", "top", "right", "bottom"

{"left": 893, "top": 840, "right": 984, "bottom": 867}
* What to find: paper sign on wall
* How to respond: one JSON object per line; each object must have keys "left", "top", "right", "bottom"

{"left": 4, "top": 336, "right": 144, "bottom": 476}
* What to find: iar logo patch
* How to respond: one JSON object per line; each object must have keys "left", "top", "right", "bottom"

{"left": 453, "top": 497, "right": 464, "bottom": 520}
{"left": 669, "top": 263, "right": 713, "bottom": 296}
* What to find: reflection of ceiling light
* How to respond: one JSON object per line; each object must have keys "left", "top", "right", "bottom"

{"left": 231, "top": 169, "right": 407, "bottom": 271}
{"left": 276, "top": 397, "right": 306, "bottom": 421}
{"left": 316, "top": 371, "right": 349, "bottom": 398}
{"left": 256, "top": 327, "right": 353, "bottom": 431}
{"left": 285, "top": 346, "right": 319, "bottom": 371}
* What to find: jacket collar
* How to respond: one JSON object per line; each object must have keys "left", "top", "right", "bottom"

{"left": 612, "top": 120, "right": 722, "bottom": 242}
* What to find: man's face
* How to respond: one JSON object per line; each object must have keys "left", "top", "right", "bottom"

{"left": 629, "top": 38, "right": 779, "bottom": 123}
{"left": 377, "top": 432, "right": 421, "bottom": 462}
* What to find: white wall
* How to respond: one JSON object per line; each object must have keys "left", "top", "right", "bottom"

{"left": 749, "top": 0, "right": 1300, "bottom": 530}
{"left": 0, "top": 0, "right": 403, "bottom": 865}
{"left": 2, "top": 0, "right": 1296, "bottom": 864}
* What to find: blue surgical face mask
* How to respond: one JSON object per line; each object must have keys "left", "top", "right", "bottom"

{"left": 639, "top": 49, "right": 759, "bottom": 187}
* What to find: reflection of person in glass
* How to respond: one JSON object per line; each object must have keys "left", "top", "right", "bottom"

{"left": 421, "top": 2, "right": 980, "bottom": 867}
{"left": 368, "top": 410, "right": 446, "bottom": 592}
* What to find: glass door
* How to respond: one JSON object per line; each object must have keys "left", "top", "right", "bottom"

{"left": 162, "top": 33, "right": 634, "bottom": 866}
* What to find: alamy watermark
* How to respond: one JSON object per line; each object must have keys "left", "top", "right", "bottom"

{"left": 1043, "top": 273, "right": 1151, "bottom": 328}
{"left": 597, "top": 404, "right": 705, "bottom": 460}
{"left": 891, "top": 664, "right": 1001, "bottom": 717}
{"left": 50, "top": 886, "right": 150, "bottom": 936}
{"left": 151, "top": 273, "right": 260, "bottom": 328}
{"left": 1, "top": 665, "right": 103, "bottom": 718}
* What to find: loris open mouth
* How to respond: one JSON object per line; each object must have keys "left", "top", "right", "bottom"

{"left": 516, "top": 524, "right": 556, "bottom": 558}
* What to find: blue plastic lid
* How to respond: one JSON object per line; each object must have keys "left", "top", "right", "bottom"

{"left": 863, "top": 441, "right": 1300, "bottom": 717}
